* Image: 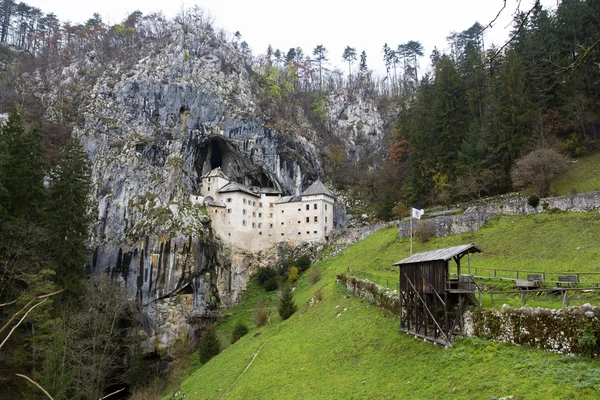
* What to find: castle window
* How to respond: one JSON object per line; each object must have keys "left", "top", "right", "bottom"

{"left": 314, "top": 203, "right": 318, "bottom": 210}
{"left": 298, "top": 220, "right": 301, "bottom": 224}
{"left": 252, "top": 222, "right": 256, "bottom": 228}
{"left": 208, "top": 178, "right": 211, "bottom": 182}
{"left": 227, "top": 198, "right": 232, "bottom": 202}
{"left": 269, "top": 224, "right": 273, "bottom": 228}
{"left": 281, "top": 210, "right": 284, "bottom": 213}
{"left": 214, "top": 210, "right": 218, "bottom": 213}
{"left": 253, "top": 201, "right": 256, "bottom": 206}
{"left": 325, "top": 204, "right": 328, "bottom": 210}
{"left": 306, "top": 217, "right": 309, "bottom": 223}
{"left": 270, "top": 203, "right": 274, "bottom": 207}
{"left": 298, "top": 232, "right": 301, "bottom": 235}
{"left": 314, "top": 231, "right": 317, "bottom": 234}
{"left": 325, "top": 217, "right": 328, "bottom": 223}
{"left": 314, "top": 216, "right": 318, "bottom": 222}
{"left": 281, "top": 222, "right": 284, "bottom": 225}
{"left": 252, "top": 211, "right": 256, "bottom": 217}
{"left": 243, "top": 209, "right": 247, "bottom": 215}
{"left": 259, "top": 232, "right": 262, "bottom": 235}
{"left": 281, "top": 233, "right": 284, "bottom": 236}
{"left": 298, "top": 208, "right": 301, "bottom": 211}
{"left": 269, "top": 213, "right": 273, "bottom": 218}
{"left": 242, "top": 220, "right": 247, "bottom": 226}
{"left": 243, "top": 199, "right": 247, "bottom": 204}
{"left": 259, "top": 202, "right": 263, "bottom": 207}
{"left": 258, "top": 223, "right": 262, "bottom": 228}
{"left": 227, "top": 208, "right": 232, "bottom": 213}
{"left": 208, "top": 187, "right": 211, "bottom": 191}
{"left": 306, "top": 204, "right": 309, "bottom": 210}
{"left": 258, "top": 213, "right": 262, "bottom": 217}
{"left": 306, "top": 231, "right": 310, "bottom": 234}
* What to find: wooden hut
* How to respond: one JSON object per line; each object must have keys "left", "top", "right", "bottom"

{"left": 394, "top": 244, "right": 482, "bottom": 346}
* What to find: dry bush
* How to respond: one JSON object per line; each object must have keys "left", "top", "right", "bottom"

{"left": 309, "top": 268, "right": 321, "bottom": 284}
{"left": 414, "top": 219, "right": 436, "bottom": 243}
{"left": 511, "top": 148, "right": 570, "bottom": 197}
{"left": 315, "top": 287, "right": 324, "bottom": 302}
{"left": 255, "top": 303, "right": 268, "bottom": 327}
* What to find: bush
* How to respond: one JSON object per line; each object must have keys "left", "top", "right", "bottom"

{"left": 315, "top": 287, "right": 324, "bottom": 301}
{"left": 295, "top": 255, "right": 312, "bottom": 272}
{"left": 288, "top": 266, "right": 299, "bottom": 283}
{"left": 256, "top": 267, "right": 278, "bottom": 291}
{"left": 278, "top": 284, "right": 297, "bottom": 320}
{"left": 231, "top": 321, "right": 249, "bottom": 344}
{"left": 414, "top": 219, "right": 435, "bottom": 243}
{"left": 255, "top": 303, "right": 268, "bottom": 327}
{"left": 309, "top": 268, "right": 321, "bottom": 284}
{"left": 511, "top": 148, "right": 570, "bottom": 196}
{"left": 527, "top": 194, "right": 540, "bottom": 208}
{"left": 198, "top": 328, "right": 220, "bottom": 364}
{"left": 579, "top": 324, "right": 598, "bottom": 358}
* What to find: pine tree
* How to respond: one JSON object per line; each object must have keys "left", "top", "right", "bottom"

{"left": 312, "top": 44, "right": 327, "bottom": 90}
{"left": 278, "top": 283, "right": 297, "bottom": 320}
{"left": 46, "top": 136, "right": 93, "bottom": 292}
{"left": 198, "top": 328, "right": 221, "bottom": 364}
{"left": 0, "top": 108, "right": 46, "bottom": 222}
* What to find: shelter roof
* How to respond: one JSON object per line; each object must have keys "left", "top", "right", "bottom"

{"left": 207, "top": 200, "right": 226, "bottom": 208}
{"left": 301, "top": 180, "right": 334, "bottom": 198}
{"left": 393, "top": 244, "right": 482, "bottom": 265}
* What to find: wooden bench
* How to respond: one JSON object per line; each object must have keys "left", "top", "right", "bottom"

{"left": 527, "top": 274, "right": 543, "bottom": 287}
{"left": 557, "top": 275, "right": 579, "bottom": 287}
{"left": 516, "top": 279, "right": 536, "bottom": 289}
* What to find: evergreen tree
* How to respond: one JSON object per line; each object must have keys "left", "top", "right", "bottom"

{"left": 342, "top": 46, "right": 357, "bottom": 82}
{"left": 0, "top": 108, "right": 46, "bottom": 222}
{"left": 359, "top": 50, "right": 367, "bottom": 72}
{"left": 46, "top": 136, "right": 93, "bottom": 292}
{"left": 198, "top": 328, "right": 221, "bottom": 364}
{"left": 312, "top": 44, "right": 327, "bottom": 89}
{"left": 278, "top": 283, "right": 297, "bottom": 320}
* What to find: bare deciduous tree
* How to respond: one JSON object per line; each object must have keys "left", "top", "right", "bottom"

{"left": 510, "top": 148, "right": 570, "bottom": 197}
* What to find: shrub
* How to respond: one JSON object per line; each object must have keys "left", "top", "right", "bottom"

{"left": 288, "top": 266, "right": 299, "bottom": 283}
{"left": 309, "top": 268, "right": 321, "bottom": 284}
{"left": 231, "top": 321, "right": 249, "bottom": 344}
{"left": 256, "top": 267, "right": 278, "bottom": 291}
{"left": 278, "top": 284, "right": 297, "bottom": 320}
{"left": 198, "top": 328, "right": 220, "bottom": 364}
{"left": 295, "top": 255, "right": 312, "bottom": 272}
{"left": 315, "top": 287, "right": 324, "bottom": 301}
{"left": 414, "top": 219, "right": 435, "bottom": 243}
{"left": 527, "top": 194, "right": 540, "bottom": 208}
{"left": 579, "top": 324, "right": 598, "bottom": 358}
{"left": 511, "top": 148, "right": 570, "bottom": 196}
{"left": 255, "top": 303, "right": 268, "bottom": 327}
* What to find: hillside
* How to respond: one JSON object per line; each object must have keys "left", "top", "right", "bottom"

{"left": 159, "top": 210, "right": 600, "bottom": 399}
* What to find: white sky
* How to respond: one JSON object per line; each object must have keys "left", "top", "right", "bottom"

{"left": 28, "top": 0, "right": 556, "bottom": 75}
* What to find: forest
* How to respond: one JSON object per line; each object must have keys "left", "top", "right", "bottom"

{"left": 0, "top": 0, "right": 599, "bottom": 398}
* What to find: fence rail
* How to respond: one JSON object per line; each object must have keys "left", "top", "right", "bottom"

{"left": 345, "top": 267, "right": 600, "bottom": 308}
{"left": 448, "top": 266, "right": 600, "bottom": 287}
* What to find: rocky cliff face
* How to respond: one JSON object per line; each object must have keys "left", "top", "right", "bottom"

{"left": 21, "top": 12, "right": 387, "bottom": 352}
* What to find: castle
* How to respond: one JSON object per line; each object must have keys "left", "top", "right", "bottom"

{"left": 191, "top": 168, "right": 335, "bottom": 251}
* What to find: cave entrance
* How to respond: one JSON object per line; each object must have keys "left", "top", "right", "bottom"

{"left": 209, "top": 140, "right": 222, "bottom": 170}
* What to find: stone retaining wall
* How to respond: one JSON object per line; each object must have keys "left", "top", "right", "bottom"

{"left": 398, "top": 191, "right": 600, "bottom": 238}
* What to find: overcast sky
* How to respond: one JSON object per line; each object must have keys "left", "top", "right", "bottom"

{"left": 28, "top": 0, "right": 556, "bottom": 75}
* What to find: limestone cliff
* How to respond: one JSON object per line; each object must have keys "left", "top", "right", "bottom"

{"left": 19, "top": 11, "right": 387, "bottom": 352}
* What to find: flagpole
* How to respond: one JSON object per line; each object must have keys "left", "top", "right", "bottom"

{"left": 409, "top": 216, "right": 413, "bottom": 256}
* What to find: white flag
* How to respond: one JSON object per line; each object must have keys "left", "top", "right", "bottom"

{"left": 411, "top": 207, "right": 424, "bottom": 219}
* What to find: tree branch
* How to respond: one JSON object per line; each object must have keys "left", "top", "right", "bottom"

{"left": 0, "top": 288, "right": 64, "bottom": 336}
{"left": 15, "top": 374, "right": 54, "bottom": 400}
{"left": 0, "top": 298, "right": 48, "bottom": 351}
{"left": 478, "top": 0, "right": 541, "bottom": 67}
{"left": 98, "top": 387, "right": 125, "bottom": 399}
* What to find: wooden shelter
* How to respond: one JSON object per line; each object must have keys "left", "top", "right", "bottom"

{"left": 394, "top": 244, "right": 482, "bottom": 346}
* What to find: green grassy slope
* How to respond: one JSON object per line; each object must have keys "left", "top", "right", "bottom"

{"left": 169, "top": 211, "right": 600, "bottom": 399}
{"left": 553, "top": 153, "right": 600, "bottom": 196}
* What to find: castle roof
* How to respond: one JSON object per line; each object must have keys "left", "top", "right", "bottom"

{"left": 218, "top": 182, "right": 260, "bottom": 197}
{"left": 301, "top": 180, "right": 334, "bottom": 198}
{"left": 202, "top": 167, "right": 230, "bottom": 181}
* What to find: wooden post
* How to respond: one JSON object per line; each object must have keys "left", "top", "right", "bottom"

{"left": 468, "top": 253, "right": 471, "bottom": 276}
{"left": 521, "top": 292, "right": 526, "bottom": 306}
